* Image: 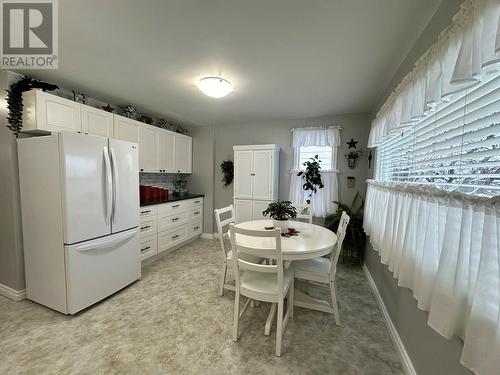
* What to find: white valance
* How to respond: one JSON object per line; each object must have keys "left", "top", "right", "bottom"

{"left": 368, "top": 0, "right": 500, "bottom": 147}
{"left": 364, "top": 180, "right": 500, "bottom": 375}
{"left": 292, "top": 126, "right": 341, "bottom": 148}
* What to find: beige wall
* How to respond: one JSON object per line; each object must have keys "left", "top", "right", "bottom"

{"left": 0, "top": 70, "right": 25, "bottom": 292}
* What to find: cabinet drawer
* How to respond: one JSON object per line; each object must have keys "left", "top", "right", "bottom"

{"left": 188, "top": 197, "right": 203, "bottom": 207}
{"left": 140, "top": 235, "right": 157, "bottom": 261}
{"left": 158, "top": 226, "right": 188, "bottom": 253}
{"left": 140, "top": 206, "right": 157, "bottom": 219}
{"left": 158, "top": 201, "right": 187, "bottom": 215}
{"left": 189, "top": 221, "right": 202, "bottom": 237}
{"left": 139, "top": 217, "right": 157, "bottom": 237}
{"left": 158, "top": 211, "right": 188, "bottom": 232}
{"left": 190, "top": 207, "right": 203, "bottom": 220}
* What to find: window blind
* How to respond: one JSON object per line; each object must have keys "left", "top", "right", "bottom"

{"left": 376, "top": 71, "right": 500, "bottom": 197}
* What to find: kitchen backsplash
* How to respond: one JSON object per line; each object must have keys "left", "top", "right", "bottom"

{"left": 139, "top": 173, "right": 189, "bottom": 192}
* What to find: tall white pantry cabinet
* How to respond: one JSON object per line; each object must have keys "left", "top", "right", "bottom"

{"left": 233, "top": 144, "right": 280, "bottom": 223}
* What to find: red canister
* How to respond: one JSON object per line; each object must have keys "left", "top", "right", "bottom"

{"left": 143, "top": 185, "right": 153, "bottom": 202}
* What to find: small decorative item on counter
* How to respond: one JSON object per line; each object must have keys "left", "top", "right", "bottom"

{"left": 119, "top": 105, "right": 137, "bottom": 118}
{"left": 262, "top": 200, "right": 297, "bottom": 233}
{"left": 72, "top": 90, "right": 88, "bottom": 104}
{"left": 174, "top": 175, "right": 188, "bottom": 196}
{"left": 220, "top": 160, "right": 234, "bottom": 187}
{"left": 139, "top": 114, "right": 153, "bottom": 125}
{"left": 102, "top": 104, "right": 114, "bottom": 113}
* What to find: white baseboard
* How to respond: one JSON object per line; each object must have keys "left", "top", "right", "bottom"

{"left": 0, "top": 283, "right": 26, "bottom": 302}
{"left": 200, "top": 233, "right": 214, "bottom": 240}
{"left": 362, "top": 264, "right": 417, "bottom": 375}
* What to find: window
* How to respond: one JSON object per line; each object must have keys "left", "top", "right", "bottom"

{"left": 297, "top": 145, "right": 333, "bottom": 171}
{"left": 376, "top": 71, "right": 500, "bottom": 197}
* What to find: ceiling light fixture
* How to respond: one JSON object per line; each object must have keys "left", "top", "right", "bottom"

{"left": 197, "top": 77, "right": 233, "bottom": 98}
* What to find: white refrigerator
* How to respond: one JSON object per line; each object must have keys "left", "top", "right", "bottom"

{"left": 17, "top": 132, "right": 141, "bottom": 314}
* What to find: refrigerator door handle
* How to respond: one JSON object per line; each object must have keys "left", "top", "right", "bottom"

{"left": 103, "top": 147, "right": 113, "bottom": 225}
{"left": 110, "top": 147, "right": 119, "bottom": 223}
{"left": 71, "top": 228, "right": 139, "bottom": 253}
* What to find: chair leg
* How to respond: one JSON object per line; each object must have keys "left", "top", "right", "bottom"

{"left": 330, "top": 280, "right": 340, "bottom": 326}
{"left": 289, "top": 278, "right": 294, "bottom": 319}
{"left": 276, "top": 299, "right": 284, "bottom": 357}
{"left": 233, "top": 291, "right": 240, "bottom": 342}
{"left": 219, "top": 263, "right": 227, "bottom": 296}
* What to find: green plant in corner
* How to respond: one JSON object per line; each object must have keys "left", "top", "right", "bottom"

{"left": 297, "top": 154, "right": 324, "bottom": 204}
{"left": 220, "top": 160, "right": 234, "bottom": 187}
{"left": 262, "top": 201, "right": 297, "bottom": 221}
{"left": 324, "top": 191, "right": 366, "bottom": 263}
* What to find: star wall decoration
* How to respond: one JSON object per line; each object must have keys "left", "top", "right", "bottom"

{"left": 347, "top": 138, "right": 358, "bottom": 149}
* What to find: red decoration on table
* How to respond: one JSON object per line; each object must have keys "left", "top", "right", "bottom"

{"left": 263, "top": 226, "right": 300, "bottom": 237}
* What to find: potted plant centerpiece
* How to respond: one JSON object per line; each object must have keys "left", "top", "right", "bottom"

{"left": 262, "top": 201, "right": 297, "bottom": 232}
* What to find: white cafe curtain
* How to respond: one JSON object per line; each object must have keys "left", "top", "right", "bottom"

{"left": 364, "top": 180, "right": 500, "bottom": 375}
{"left": 368, "top": 0, "right": 500, "bottom": 147}
{"left": 289, "top": 127, "right": 341, "bottom": 217}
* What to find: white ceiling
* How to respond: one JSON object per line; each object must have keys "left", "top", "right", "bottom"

{"left": 23, "top": 0, "right": 441, "bottom": 126}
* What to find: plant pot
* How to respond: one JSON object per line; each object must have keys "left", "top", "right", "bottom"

{"left": 273, "top": 219, "right": 289, "bottom": 233}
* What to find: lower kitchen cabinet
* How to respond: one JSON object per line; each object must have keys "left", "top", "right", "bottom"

{"left": 139, "top": 197, "right": 203, "bottom": 262}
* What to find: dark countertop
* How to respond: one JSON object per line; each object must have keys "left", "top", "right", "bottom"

{"left": 140, "top": 194, "right": 204, "bottom": 207}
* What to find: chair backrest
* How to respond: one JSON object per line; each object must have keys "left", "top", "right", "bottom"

{"left": 214, "top": 205, "right": 235, "bottom": 260}
{"left": 292, "top": 202, "right": 312, "bottom": 223}
{"left": 229, "top": 224, "right": 285, "bottom": 295}
{"left": 329, "top": 211, "right": 350, "bottom": 276}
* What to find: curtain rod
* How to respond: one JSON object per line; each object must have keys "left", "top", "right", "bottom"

{"left": 291, "top": 126, "right": 342, "bottom": 132}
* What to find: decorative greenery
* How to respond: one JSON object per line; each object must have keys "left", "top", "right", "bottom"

{"left": 220, "top": 160, "right": 234, "bottom": 187}
{"left": 6, "top": 76, "right": 59, "bottom": 136}
{"left": 345, "top": 150, "right": 362, "bottom": 169}
{"left": 297, "top": 154, "right": 324, "bottom": 204}
{"left": 262, "top": 201, "right": 297, "bottom": 221}
{"left": 324, "top": 192, "right": 366, "bottom": 263}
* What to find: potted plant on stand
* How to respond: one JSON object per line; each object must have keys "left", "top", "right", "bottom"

{"left": 297, "top": 154, "right": 324, "bottom": 205}
{"left": 324, "top": 192, "right": 366, "bottom": 263}
{"left": 262, "top": 201, "right": 297, "bottom": 232}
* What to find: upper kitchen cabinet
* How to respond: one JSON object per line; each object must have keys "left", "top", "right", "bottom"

{"left": 21, "top": 90, "right": 82, "bottom": 134}
{"left": 174, "top": 134, "right": 192, "bottom": 174}
{"left": 81, "top": 104, "right": 113, "bottom": 137}
{"left": 159, "top": 130, "right": 175, "bottom": 173}
{"left": 113, "top": 115, "right": 140, "bottom": 144}
{"left": 139, "top": 124, "right": 160, "bottom": 172}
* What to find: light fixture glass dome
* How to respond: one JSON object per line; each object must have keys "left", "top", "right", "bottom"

{"left": 197, "top": 77, "right": 233, "bottom": 98}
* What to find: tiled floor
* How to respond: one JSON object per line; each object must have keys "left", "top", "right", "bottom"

{"left": 0, "top": 239, "right": 403, "bottom": 374}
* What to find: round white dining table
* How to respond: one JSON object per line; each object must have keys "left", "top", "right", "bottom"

{"left": 229, "top": 219, "right": 338, "bottom": 335}
{"left": 231, "top": 219, "right": 338, "bottom": 260}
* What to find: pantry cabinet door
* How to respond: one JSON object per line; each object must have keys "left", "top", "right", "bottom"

{"left": 252, "top": 150, "right": 273, "bottom": 200}
{"left": 81, "top": 105, "right": 113, "bottom": 137}
{"left": 139, "top": 125, "right": 160, "bottom": 172}
{"left": 234, "top": 199, "right": 253, "bottom": 224}
{"left": 234, "top": 150, "right": 253, "bottom": 199}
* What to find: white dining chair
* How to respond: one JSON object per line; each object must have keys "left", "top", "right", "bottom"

{"left": 292, "top": 202, "right": 312, "bottom": 223}
{"left": 214, "top": 205, "right": 238, "bottom": 296}
{"left": 290, "top": 211, "right": 350, "bottom": 325}
{"left": 214, "top": 205, "right": 263, "bottom": 296}
{"left": 229, "top": 224, "right": 294, "bottom": 357}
